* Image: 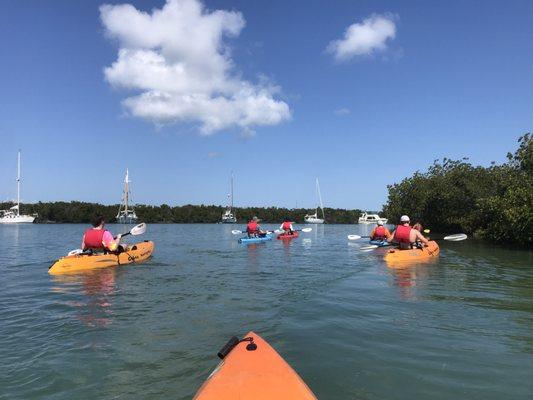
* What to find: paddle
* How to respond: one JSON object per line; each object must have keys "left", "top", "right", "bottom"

{"left": 347, "top": 235, "right": 370, "bottom": 240}
{"left": 67, "top": 223, "right": 147, "bottom": 256}
{"left": 353, "top": 232, "right": 468, "bottom": 252}
{"left": 231, "top": 229, "right": 283, "bottom": 235}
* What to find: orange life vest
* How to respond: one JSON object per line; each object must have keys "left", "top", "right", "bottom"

{"left": 83, "top": 228, "right": 106, "bottom": 249}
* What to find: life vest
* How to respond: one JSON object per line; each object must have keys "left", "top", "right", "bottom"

{"left": 282, "top": 221, "right": 292, "bottom": 231}
{"left": 83, "top": 228, "right": 106, "bottom": 249}
{"left": 247, "top": 221, "right": 259, "bottom": 234}
{"left": 394, "top": 225, "right": 412, "bottom": 244}
{"left": 372, "top": 226, "right": 386, "bottom": 240}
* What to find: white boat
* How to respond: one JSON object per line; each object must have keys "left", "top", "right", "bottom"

{"left": 304, "top": 178, "right": 325, "bottom": 224}
{"left": 358, "top": 212, "right": 387, "bottom": 225}
{"left": 0, "top": 150, "right": 36, "bottom": 224}
{"left": 116, "top": 168, "right": 138, "bottom": 224}
{"left": 221, "top": 172, "right": 236, "bottom": 223}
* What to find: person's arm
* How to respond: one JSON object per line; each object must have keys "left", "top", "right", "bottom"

{"left": 415, "top": 230, "right": 429, "bottom": 245}
{"left": 81, "top": 234, "right": 86, "bottom": 250}
{"left": 387, "top": 230, "right": 395, "bottom": 242}
{"left": 370, "top": 227, "right": 376, "bottom": 238}
{"left": 280, "top": 223, "right": 284, "bottom": 230}
{"left": 290, "top": 223, "right": 294, "bottom": 231}
{"left": 102, "top": 231, "right": 119, "bottom": 251}
{"left": 385, "top": 228, "right": 393, "bottom": 241}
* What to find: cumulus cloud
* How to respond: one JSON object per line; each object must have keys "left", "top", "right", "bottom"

{"left": 100, "top": 0, "right": 290, "bottom": 135}
{"left": 334, "top": 108, "right": 351, "bottom": 116}
{"left": 327, "top": 14, "right": 396, "bottom": 61}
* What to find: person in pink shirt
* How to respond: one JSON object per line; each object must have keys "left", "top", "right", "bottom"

{"left": 82, "top": 216, "right": 122, "bottom": 252}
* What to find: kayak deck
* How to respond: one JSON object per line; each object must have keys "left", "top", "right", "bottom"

{"left": 193, "top": 331, "right": 317, "bottom": 400}
{"left": 49, "top": 241, "right": 154, "bottom": 275}
{"left": 384, "top": 240, "right": 439, "bottom": 267}
{"left": 238, "top": 233, "right": 274, "bottom": 244}
{"left": 277, "top": 231, "right": 299, "bottom": 240}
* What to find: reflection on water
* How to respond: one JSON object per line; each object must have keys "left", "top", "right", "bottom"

{"left": 51, "top": 269, "right": 117, "bottom": 328}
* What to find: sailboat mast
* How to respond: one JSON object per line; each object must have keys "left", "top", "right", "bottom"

{"left": 17, "top": 150, "right": 21, "bottom": 215}
{"left": 316, "top": 178, "right": 325, "bottom": 219}
{"left": 124, "top": 169, "right": 129, "bottom": 214}
{"left": 230, "top": 171, "right": 234, "bottom": 210}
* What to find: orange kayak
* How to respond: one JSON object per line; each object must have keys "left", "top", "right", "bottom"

{"left": 193, "top": 331, "right": 317, "bottom": 400}
{"left": 384, "top": 240, "right": 439, "bottom": 267}
{"left": 49, "top": 241, "right": 154, "bottom": 275}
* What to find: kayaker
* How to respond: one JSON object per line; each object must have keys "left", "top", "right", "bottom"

{"left": 82, "top": 216, "right": 122, "bottom": 252}
{"left": 370, "top": 220, "right": 391, "bottom": 241}
{"left": 246, "top": 216, "right": 266, "bottom": 238}
{"left": 389, "top": 215, "right": 429, "bottom": 250}
{"left": 279, "top": 218, "right": 295, "bottom": 235}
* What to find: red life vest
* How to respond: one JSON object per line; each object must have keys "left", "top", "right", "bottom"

{"left": 247, "top": 221, "right": 259, "bottom": 234}
{"left": 83, "top": 228, "right": 106, "bottom": 249}
{"left": 372, "top": 226, "right": 386, "bottom": 240}
{"left": 394, "top": 225, "right": 412, "bottom": 244}
{"left": 282, "top": 221, "right": 292, "bottom": 230}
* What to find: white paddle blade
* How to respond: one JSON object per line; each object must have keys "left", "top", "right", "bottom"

{"left": 130, "top": 223, "right": 147, "bottom": 236}
{"left": 347, "top": 235, "right": 362, "bottom": 240}
{"left": 68, "top": 249, "right": 83, "bottom": 256}
{"left": 423, "top": 229, "right": 431, "bottom": 234}
{"left": 231, "top": 230, "right": 243, "bottom": 235}
{"left": 301, "top": 228, "right": 312, "bottom": 233}
{"left": 443, "top": 233, "right": 467, "bottom": 241}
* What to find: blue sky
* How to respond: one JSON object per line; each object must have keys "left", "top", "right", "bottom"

{"left": 0, "top": 0, "right": 531, "bottom": 210}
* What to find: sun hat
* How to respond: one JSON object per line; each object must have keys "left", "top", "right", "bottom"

{"left": 377, "top": 220, "right": 384, "bottom": 226}
{"left": 400, "top": 215, "right": 410, "bottom": 223}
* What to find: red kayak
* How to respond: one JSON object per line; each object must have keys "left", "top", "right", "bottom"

{"left": 277, "top": 231, "right": 299, "bottom": 240}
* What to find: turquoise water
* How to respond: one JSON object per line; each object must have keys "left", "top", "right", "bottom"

{"left": 1, "top": 223, "right": 532, "bottom": 399}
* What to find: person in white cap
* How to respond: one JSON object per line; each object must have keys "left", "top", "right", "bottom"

{"left": 369, "top": 219, "right": 391, "bottom": 241}
{"left": 388, "top": 215, "right": 429, "bottom": 249}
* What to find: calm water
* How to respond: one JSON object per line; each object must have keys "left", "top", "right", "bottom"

{"left": 1, "top": 224, "right": 532, "bottom": 400}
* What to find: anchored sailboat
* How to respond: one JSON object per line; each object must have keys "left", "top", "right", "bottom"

{"left": 221, "top": 172, "right": 236, "bottom": 223}
{"left": 0, "top": 150, "right": 36, "bottom": 223}
{"left": 304, "top": 178, "right": 325, "bottom": 224}
{"left": 116, "top": 168, "right": 138, "bottom": 224}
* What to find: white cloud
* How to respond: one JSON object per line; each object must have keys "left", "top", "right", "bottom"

{"left": 327, "top": 14, "right": 397, "bottom": 61}
{"left": 334, "top": 108, "right": 351, "bottom": 116}
{"left": 100, "top": 0, "right": 290, "bottom": 135}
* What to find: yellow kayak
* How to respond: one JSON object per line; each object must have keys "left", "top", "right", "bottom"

{"left": 49, "top": 241, "right": 154, "bottom": 275}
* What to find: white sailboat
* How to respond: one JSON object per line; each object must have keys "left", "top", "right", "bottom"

{"left": 221, "top": 172, "right": 236, "bottom": 223}
{"left": 304, "top": 178, "right": 325, "bottom": 224}
{"left": 116, "top": 168, "right": 138, "bottom": 224}
{"left": 0, "top": 150, "right": 36, "bottom": 224}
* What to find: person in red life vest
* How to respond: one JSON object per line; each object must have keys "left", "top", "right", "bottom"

{"left": 370, "top": 220, "right": 391, "bottom": 241}
{"left": 82, "top": 216, "right": 122, "bottom": 252}
{"left": 388, "top": 215, "right": 429, "bottom": 250}
{"left": 246, "top": 216, "right": 266, "bottom": 238}
{"left": 279, "top": 218, "right": 295, "bottom": 235}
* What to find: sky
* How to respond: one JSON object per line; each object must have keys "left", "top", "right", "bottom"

{"left": 0, "top": 0, "right": 532, "bottom": 210}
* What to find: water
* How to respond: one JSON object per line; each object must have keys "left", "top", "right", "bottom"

{"left": 1, "top": 224, "right": 532, "bottom": 400}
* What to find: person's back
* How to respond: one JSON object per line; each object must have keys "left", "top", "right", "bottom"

{"left": 280, "top": 219, "right": 294, "bottom": 234}
{"left": 370, "top": 221, "right": 390, "bottom": 241}
{"left": 246, "top": 217, "right": 260, "bottom": 237}
{"left": 390, "top": 215, "right": 429, "bottom": 249}
{"left": 82, "top": 216, "right": 121, "bottom": 252}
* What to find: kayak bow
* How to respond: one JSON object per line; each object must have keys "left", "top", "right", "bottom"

{"left": 193, "top": 331, "right": 317, "bottom": 400}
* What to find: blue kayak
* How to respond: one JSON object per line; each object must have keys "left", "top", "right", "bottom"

{"left": 238, "top": 233, "right": 274, "bottom": 244}
{"left": 369, "top": 239, "right": 391, "bottom": 247}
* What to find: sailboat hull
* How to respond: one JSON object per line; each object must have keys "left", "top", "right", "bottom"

{"left": 304, "top": 218, "right": 324, "bottom": 224}
{"left": 0, "top": 215, "right": 35, "bottom": 224}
